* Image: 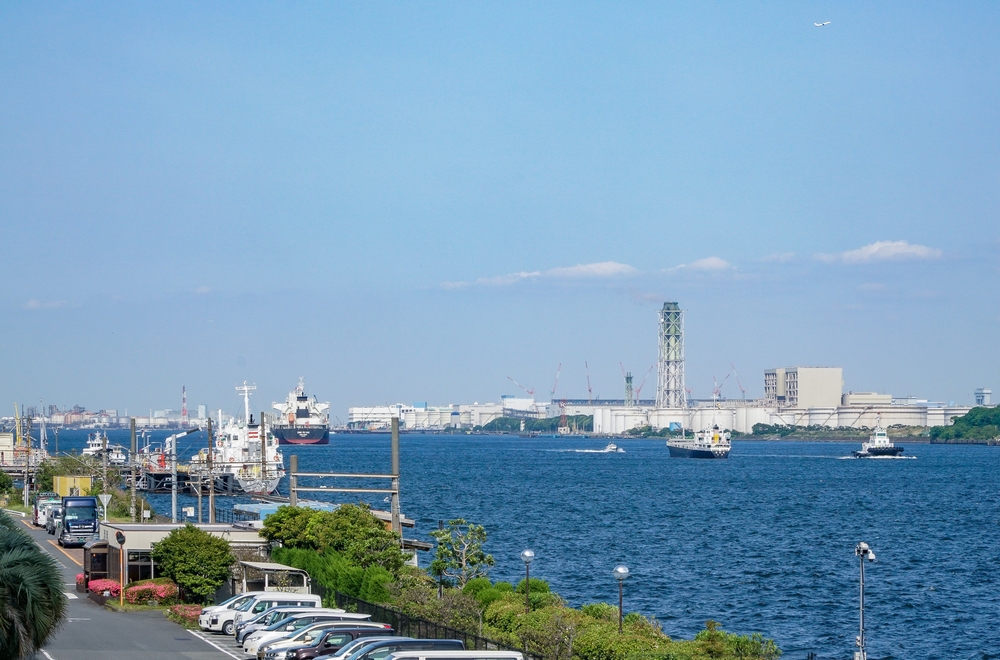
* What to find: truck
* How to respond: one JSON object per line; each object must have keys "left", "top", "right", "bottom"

{"left": 58, "top": 496, "right": 100, "bottom": 547}
{"left": 33, "top": 492, "right": 62, "bottom": 527}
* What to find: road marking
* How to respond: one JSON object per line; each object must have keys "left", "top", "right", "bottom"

{"left": 63, "top": 592, "right": 78, "bottom": 599}
{"left": 188, "top": 629, "right": 245, "bottom": 659}
{"left": 47, "top": 540, "right": 83, "bottom": 567}
{"left": 41, "top": 650, "right": 56, "bottom": 660}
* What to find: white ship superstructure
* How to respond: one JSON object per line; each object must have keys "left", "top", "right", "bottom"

{"left": 191, "top": 383, "right": 286, "bottom": 494}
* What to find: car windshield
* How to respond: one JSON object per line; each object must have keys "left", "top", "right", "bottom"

{"left": 63, "top": 506, "right": 97, "bottom": 521}
{"left": 236, "top": 598, "right": 257, "bottom": 611}
{"left": 342, "top": 639, "right": 412, "bottom": 660}
{"left": 329, "top": 638, "right": 390, "bottom": 659}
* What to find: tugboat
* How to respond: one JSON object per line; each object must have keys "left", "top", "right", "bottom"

{"left": 666, "top": 425, "right": 731, "bottom": 459}
{"left": 852, "top": 416, "right": 903, "bottom": 458}
{"left": 271, "top": 378, "right": 331, "bottom": 445}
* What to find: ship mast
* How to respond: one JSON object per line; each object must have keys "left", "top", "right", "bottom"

{"left": 236, "top": 382, "right": 256, "bottom": 425}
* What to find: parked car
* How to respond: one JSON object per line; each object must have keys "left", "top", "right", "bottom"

{"left": 45, "top": 507, "right": 62, "bottom": 535}
{"left": 232, "top": 593, "right": 325, "bottom": 628}
{"left": 243, "top": 614, "right": 376, "bottom": 655}
{"left": 236, "top": 607, "right": 328, "bottom": 643}
{"left": 386, "top": 652, "right": 524, "bottom": 660}
{"left": 275, "top": 627, "right": 397, "bottom": 660}
{"left": 318, "top": 639, "right": 466, "bottom": 660}
{"left": 292, "top": 636, "right": 413, "bottom": 660}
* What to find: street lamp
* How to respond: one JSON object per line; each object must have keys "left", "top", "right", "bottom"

{"left": 520, "top": 549, "right": 535, "bottom": 613}
{"left": 613, "top": 565, "right": 630, "bottom": 634}
{"left": 854, "top": 542, "right": 876, "bottom": 660}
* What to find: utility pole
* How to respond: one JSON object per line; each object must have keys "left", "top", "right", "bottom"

{"left": 130, "top": 419, "right": 137, "bottom": 522}
{"left": 390, "top": 417, "right": 401, "bottom": 538}
{"left": 102, "top": 433, "right": 108, "bottom": 495}
{"left": 207, "top": 418, "right": 215, "bottom": 524}
{"left": 171, "top": 430, "right": 178, "bottom": 523}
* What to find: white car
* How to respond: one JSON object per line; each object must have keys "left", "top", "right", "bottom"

{"left": 198, "top": 592, "right": 270, "bottom": 634}
{"left": 243, "top": 617, "right": 379, "bottom": 655}
{"left": 261, "top": 629, "right": 401, "bottom": 660}
{"left": 233, "top": 594, "right": 324, "bottom": 628}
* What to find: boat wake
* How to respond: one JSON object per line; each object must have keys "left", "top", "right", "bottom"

{"left": 839, "top": 455, "right": 917, "bottom": 460}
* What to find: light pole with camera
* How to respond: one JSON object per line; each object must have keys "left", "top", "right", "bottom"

{"left": 854, "top": 542, "right": 876, "bottom": 660}
{"left": 613, "top": 565, "right": 630, "bottom": 634}
{"left": 520, "top": 549, "right": 535, "bottom": 613}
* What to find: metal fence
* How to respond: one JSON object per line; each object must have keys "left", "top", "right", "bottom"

{"left": 334, "top": 591, "right": 531, "bottom": 657}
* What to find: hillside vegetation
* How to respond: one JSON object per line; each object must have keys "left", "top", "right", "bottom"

{"left": 930, "top": 407, "right": 1000, "bottom": 442}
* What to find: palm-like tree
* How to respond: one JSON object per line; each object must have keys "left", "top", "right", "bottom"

{"left": 0, "top": 511, "right": 68, "bottom": 658}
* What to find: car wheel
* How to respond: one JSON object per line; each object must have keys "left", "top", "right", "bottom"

{"left": 222, "top": 621, "right": 234, "bottom": 636}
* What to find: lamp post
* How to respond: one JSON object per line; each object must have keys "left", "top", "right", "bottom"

{"left": 520, "top": 549, "right": 535, "bottom": 613}
{"left": 854, "top": 542, "right": 876, "bottom": 660}
{"left": 613, "top": 565, "right": 629, "bottom": 634}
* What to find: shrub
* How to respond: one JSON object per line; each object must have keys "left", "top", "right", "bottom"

{"left": 124, "top": 580, "right": 179, "bottom": 605}
{"left": 515, "top": 577, "right": 550, "bottom": 594}
{"left": 75, "top": 573, "right": 85, "bottom": 587}
{"left": 581, "top": 602, "right": 618, "bottom": 621}
{"left": 462, "top": 577, "right": 492, "bottom": 596}
{"left": 88, "top": 579, "right": 121, "bottom": 596}
{"left": 167, "top": 604, "right": 203, "bottom": 628}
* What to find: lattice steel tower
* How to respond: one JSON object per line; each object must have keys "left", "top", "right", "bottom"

{"left": 656, "top": 302, "right": 686, "bottom": 409}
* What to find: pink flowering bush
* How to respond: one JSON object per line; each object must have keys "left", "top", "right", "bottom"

{"left": 167, "top": 604, "right": 203, "bottom": 628}
{"left": 124, "top": 580, "right": 179, "bottom": 605}
{"left": 76, "top": 573, "right": 85, "bottom": 586}
{"left": 87, "top": 579, "right": 121, "bottom": 596}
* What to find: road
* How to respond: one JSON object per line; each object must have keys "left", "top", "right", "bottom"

{"left": 11, "top": 513, "right": 240, "bottom": 660}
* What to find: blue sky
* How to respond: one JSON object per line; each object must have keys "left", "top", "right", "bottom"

{"left": 2, "top": 2, "right": 998, "bottom": 417}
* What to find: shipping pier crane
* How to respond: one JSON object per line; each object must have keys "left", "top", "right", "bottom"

{"left": 506, "top": 376, "right": 536, "bottom": 398}
{"left": 584, "top": 362, "right": 593, "bottom": 404}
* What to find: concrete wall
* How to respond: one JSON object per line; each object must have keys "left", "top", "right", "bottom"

{"left": 793, "top": 367, "right": 843, "bottom": 408}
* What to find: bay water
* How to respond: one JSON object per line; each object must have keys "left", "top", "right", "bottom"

{"left": 52, "top": 430, "right": 1000, "bottom": 659}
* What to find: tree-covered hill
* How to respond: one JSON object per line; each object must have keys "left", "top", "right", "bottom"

{"left": 930, "top": 406, "right": 1000, "bottom": 443}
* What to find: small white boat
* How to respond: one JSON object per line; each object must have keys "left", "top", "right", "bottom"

{"left": 81, "top": 431, "right": 129, "bottom": 465}
{"left": 602, "top": 443, "right": 625, "bottom": 453}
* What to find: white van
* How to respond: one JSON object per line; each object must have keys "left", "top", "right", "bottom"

{"left": 198, "top": 591, "right": 269, "bottom": 632}
{"left": 229, "top": 593, "right": 323, "bottom": 630}
{"left": 387, "top": 652, "right": 524, "bottom": 660}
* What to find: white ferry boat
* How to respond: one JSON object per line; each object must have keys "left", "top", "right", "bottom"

{"left": 666, "top": 425, "right": 731, "bottom": 459}
{"left": 852, "top": 416, "right": 904, "bottom": 458}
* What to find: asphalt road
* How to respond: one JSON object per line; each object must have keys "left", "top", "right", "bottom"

{"left": 12, "top": 513, "right": 239, "bottom": 660}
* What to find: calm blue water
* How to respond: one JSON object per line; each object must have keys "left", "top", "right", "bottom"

{"left": 53, "top": 430, "right": 1000, "bottom": 659}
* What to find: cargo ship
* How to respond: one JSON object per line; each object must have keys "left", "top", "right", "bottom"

{"left": 666, "top": 424, "right": 731, "bottom": 459}
{"left": 271, "top": 378, "right": 331, "bottom": 445}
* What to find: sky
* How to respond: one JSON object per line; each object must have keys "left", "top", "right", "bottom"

{"left": 1, "top": 2, "right": 998, "bottom": 418}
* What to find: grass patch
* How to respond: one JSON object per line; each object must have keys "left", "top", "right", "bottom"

{"left": 104, "top": 600, "right": 170, "bottom": 613}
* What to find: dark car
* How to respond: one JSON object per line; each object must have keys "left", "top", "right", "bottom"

{"left": 318, "top": 639, "right": 465, "bottom": 660}
{"left": 280, "top": 627, "right": 396, "bottom": 660}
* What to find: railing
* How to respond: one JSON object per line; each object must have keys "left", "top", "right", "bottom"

{"left": 334, "top": 591, "right": 535, "bottom": 659}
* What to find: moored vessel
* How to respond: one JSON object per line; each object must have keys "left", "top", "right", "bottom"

{"left": 852, "top": 416, "right": 904, "bottom": 458}
{"left": 81, "top": 431, "right": 129, "bottom": 465}
{"left": 667, "top": 425, "right": 731, "bottom": 459}
{"left": 271, "top": 378, "right": 331, "bottom": 445}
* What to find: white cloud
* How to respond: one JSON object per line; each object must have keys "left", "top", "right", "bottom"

{"left": 817, "top": 240, "right": 942, "bottom": 264}
{"left": 24, "top": 299, "right": 66, "bottom": 310}
{"left": 442, "top": 261, "right": 635, "bottom": 289}
{"left": 477, "top": 271, "right": 541, "bottom": 286}
{"left": 688, "top": 256, "right": 732, "bottom": 271}
{"left": 545, "top": 261, "right": 637, "bottom": 278}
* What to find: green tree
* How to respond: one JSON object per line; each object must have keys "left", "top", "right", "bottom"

{"left": 0, "top": 511, "right": 68, "bottom": 659}
{"left": 262, "top": 504, "right": 406, "bottom": 575}
{"left": 0, "top": 471, "right": 14, "bottom": 494}
{"left": 151, "top": 524, "right": 234, "bottom": 603}
{"left": 430, "top": 518, "right": 495, "bottom": 587}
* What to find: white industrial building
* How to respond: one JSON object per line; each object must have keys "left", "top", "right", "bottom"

{"left": 348, "top": 301, "right": 981, "bottom": 435}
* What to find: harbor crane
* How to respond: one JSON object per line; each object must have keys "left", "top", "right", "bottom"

{"left": 507, "top": 376, "right": 536, "bottom": 398}
{"left": 731, "top": 363, "right": 748, "bottom": 400}
{"left": 550, "top": 363, "right": 562, "bottom": 399}
{"left": 712, "top": 373, "right": 731, "bottom": 404}
{"left": 634, "top": 364, "right": 656, "bottom": 401}
{"left": 585, "top": 362, "right": 593, "bottom": 404}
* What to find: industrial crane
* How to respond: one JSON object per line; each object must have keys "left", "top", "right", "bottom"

{"left": 507, "top": 376, "right": 536, "bottom": 398}
{"left": 712, "top": 373, "right": 731, "bottom": 405}
{"left": 731, "top": 363, "right": 748, "bottom": 400}
{"left": 633, "top": 364, "right": 656, "bottom": 401}
{"left": 585, "top": 362, "right": 593, "bottom": 405}
{"left": 550, "top": 363, "right": 562, "bottom": 400}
